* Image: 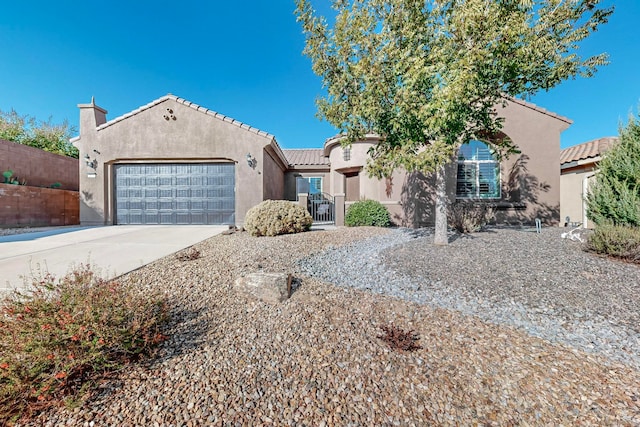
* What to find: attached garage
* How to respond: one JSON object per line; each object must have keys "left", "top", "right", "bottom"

{"left": 73, "top": 95, "right": 288, "bottom": 226}
{"left": 114, "top": 163, "right": 235, "bottom": 225}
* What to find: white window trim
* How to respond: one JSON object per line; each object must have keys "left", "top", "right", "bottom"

{"left": 456, "top": 141, "right": 501, "bottom": 200}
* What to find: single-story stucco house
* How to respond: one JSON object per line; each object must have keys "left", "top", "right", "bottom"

{"left": 560, "top": 136, "right": 616, "bottom": 228}
{"left": 71, "top": 94, "right": 571, "bottom": 227}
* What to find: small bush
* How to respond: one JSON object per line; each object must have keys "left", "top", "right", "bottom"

{"left": 377, "top": 324, "right": 422, "bottom": 352}
{"left": 448, "top": 201, "right": 495, "bottom": 233}
{"left": 175, "top": 247, "right": 200, "bottom": 261}
{"left": 0, "top": 265, "right": 168, "bottom": 423}
{"left": 345, "top": 200, "right": 391, "bottom": 227}
{"left": 586, "top": 224, "right": 640, "bottom": 263}
{"left": 244, "top": 200, "right": 312, "bottom": 237}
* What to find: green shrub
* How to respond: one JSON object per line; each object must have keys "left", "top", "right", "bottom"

{"left": 586, "top": 224, "right": 640, "bottom": 263}
{"left": 0, "top": 265, "right": 168, "bottom": 423}
{"left": 448, "top": 201, "right": 495, "bottom": 233}
{"left": 345, "top": 200, "right": 391, "bottom": 227}
{"left": 244, "top": 200, "right": 313, "bottom": 237}
{"left": 586, "top": 114, "right": 640, "bottom": 227}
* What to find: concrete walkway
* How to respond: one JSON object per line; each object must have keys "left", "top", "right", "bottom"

{"left": 0, "top": 225, "right": 228, "bottom": 293}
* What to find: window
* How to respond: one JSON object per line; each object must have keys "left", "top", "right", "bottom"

{"left": 296, "top": 177, "right": 322, "bottom": 197}
{"left": 343, "top": 147, "right": 351, "bottom": 161}
{"left": 456, "top": 140, "right": 500, "bottom": 199}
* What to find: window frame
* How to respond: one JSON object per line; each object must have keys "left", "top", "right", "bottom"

{"left": 456, "top": 140, "right": 501, "bottom": 200}
{"left": 343, "top": 146, "right": 351, "bottom": 161}
{"left": 296, "top": 176, "right": 323, "bottom": 200}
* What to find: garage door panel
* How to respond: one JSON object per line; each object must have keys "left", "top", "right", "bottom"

{"left": 144, "top": 211, "right": 160, "bottom": 224}
{"left": 127, "top": 211, "right": 143, "bottom": 224}
{"left": 115, "top": 163, "right": 235, "bottom": 225}
{"left": 144, "top": 188, "right": 158, "bottom": 198}
{"left": 176, "top": 212, "right": 191, "bottom": 224}
{"left": 190, "top": 176, "right": 205, "bottom": 186}
{"left": 158, "top": 199, "right": 172, "bottom": 210}
{"left": 191, "top": 200, "right": 205, "bottom": 210}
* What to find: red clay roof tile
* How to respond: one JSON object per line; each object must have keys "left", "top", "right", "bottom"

{"left": 560, "top": 137, "right": 617, "bottom": 165}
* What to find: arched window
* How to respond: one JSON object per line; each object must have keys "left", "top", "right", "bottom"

{"left": 456, "top": 140, "right": 501, "bottom": 199}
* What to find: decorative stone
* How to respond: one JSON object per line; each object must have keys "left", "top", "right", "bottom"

{"left": 234, "top": 273, "right": 291, "bottom": 304}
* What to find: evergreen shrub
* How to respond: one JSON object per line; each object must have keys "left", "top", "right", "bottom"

{"left": 345, "top": 200, "right": 391, "bottom": 227}
{"left": 586, "top": 115, "right": 640, "bottom": 227}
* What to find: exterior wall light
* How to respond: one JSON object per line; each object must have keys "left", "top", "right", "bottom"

{"left": 246, "top": 153, "right": 257, "bottom": 169}
{"left": 84, "top": 153, "right": 97, "bottom": 170}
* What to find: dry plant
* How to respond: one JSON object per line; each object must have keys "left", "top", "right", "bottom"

{"left": 377, "top": 324, "right": 422, "bottom": 352}
{"left": 0, "top": 265, "right": 168, "bottom": 424}
{"left": 175, "top": 247, "right": 201, "bottom": 261}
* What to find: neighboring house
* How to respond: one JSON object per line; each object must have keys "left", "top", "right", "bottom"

{"left": 72, "top": 94, "right": 571, "bottom": 227}
{"left": 560, "top": 136, "right": 616, "bottom": 228}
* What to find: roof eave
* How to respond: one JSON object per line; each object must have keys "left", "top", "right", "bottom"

{"left": 93, "top": 94, "right": 276, "bottom": 141}
{"left": 502, "top": 96, "right": 573, "bottom": 126}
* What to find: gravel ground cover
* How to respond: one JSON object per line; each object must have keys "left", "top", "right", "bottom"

{"left": 300, "top": 227, "right": 640, "bottom": 370}
{"left": 0, "top": 226, "right": 68, "bottom": 237}
{"left": 20, "top": 226, "right": 640, "bottom": 426}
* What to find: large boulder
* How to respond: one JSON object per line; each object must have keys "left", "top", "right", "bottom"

{"left": 234, "top": 273, "right": 291, "bottom": 304}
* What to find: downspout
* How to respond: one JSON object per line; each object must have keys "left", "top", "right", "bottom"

{"left": 582, "top": 172, "right": 596, "bottom": 228}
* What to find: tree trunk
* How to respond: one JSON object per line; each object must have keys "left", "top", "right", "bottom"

{"left": 433, "top": 164, "right": 448, "bottom": 245}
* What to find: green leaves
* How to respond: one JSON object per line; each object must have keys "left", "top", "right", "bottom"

{"left": 0, "top": 109, "right": 78, "bottom": 158}
{"left": 295, "top": 0, "right": 613, "bottom": 174}
{"left": 587, "top": 114, "right": 640, "bottom": 227}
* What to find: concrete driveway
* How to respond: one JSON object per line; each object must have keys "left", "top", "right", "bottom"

{"left": 0, "top": 225, "right": 228, "bottom": 293}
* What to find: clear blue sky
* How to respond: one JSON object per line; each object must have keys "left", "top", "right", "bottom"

{"left": 0, "top": 0, "right": 636, "bottom": 150}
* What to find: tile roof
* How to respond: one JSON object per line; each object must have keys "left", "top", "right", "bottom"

{"left": 282, "top": 149, "right": 330, "bottom": 166}
{"left": 95, "top": 94, "right": 275, "bottom": 139}
{"left": 560, "top": 137, "right": 617, "bottom": 165}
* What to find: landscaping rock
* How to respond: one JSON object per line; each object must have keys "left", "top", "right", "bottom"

{"left": 234, "top": 272, "right": 291, "bottom": 304}
{"left": 22, "top": 227, "right": 640, "bottom": 426}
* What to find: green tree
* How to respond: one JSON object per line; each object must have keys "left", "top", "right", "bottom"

{"left": 586, "top": 114, "right": 640, "bottom": 227}
{"left": 296, "top": 0, "right": 612, "bottom": 244}
{"left": 0, "top": 109, "right": 78, "bottom": 158}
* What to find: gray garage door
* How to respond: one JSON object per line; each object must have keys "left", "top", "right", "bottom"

{"left": 115, "top": 163, "right": 235, "bottom": 225}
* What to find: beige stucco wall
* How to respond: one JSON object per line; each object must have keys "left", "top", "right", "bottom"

{"left": 324, "top": 99, "right": 570, "bottom": 227}
{"left": 73, "top": 97, "right": 283, "bottom": 226}
{"left": 325, "top": 136, "right": 411, "bottom": 221}
{"left": 262, "top": 149, "right": 285, "bottom": 201}
{"left": 560, "top": 163, "right": 597, "bottom": 228}
{"left": 497, "top": 100, "right": 568, "bottom": 225}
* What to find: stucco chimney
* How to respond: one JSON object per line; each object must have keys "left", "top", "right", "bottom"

{"left": 77, "top": 97, "right": 108, "bottom": 136}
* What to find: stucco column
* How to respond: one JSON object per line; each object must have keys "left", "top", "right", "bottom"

{"left": 334, "top": 193, "right": 345, "bottom": 226}
{"left": 298, "top": 193, "right": 309, "bottom": 214}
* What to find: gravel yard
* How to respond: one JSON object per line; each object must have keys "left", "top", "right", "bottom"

{"left": 0, "top": 226, "right": 70, "bottom": 237}
{"left": 24, "top": 226, "right": 640, "bottom": 426}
